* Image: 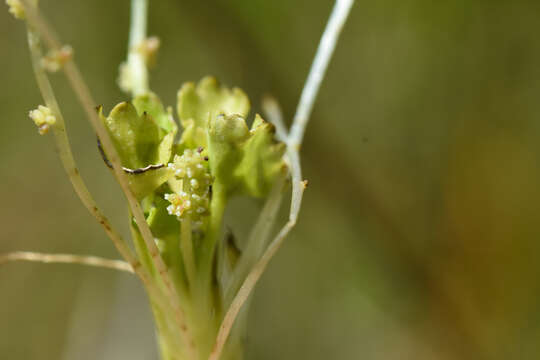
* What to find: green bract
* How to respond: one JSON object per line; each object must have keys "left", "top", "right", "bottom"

{"left": 99, "top": 77, "right": 285, "bottom": 201}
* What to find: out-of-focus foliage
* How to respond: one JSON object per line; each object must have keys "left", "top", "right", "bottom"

{"left": 1, "top": 0, "right": 540, "bottom": 359}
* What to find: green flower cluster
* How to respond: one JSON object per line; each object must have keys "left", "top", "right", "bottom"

{"left": 97, "top": 76, "right": 286, "bottom": 359}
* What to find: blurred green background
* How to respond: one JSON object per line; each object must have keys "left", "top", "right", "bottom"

{"left": 2, "top": 0, "right": 540, "bottom": 359}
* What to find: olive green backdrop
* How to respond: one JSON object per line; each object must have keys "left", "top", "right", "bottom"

{"left": 1, "top": 0, "right": 540, "bottom": 359}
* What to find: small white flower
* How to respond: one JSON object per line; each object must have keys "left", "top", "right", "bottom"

{"left": 41, "top": 45, "right": 73, "bottom": 73}
{"left": 29, "top": 105, "right": 56, "bottom": 135}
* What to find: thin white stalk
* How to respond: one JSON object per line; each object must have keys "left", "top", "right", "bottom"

{"left": 127, "top": 0, "right": 149, "bottom": 96}
{"left": 211, "top": 1, "right": 354, "bottom": 358}
{"left": 0, "top": 251, "right": 134, "bottom": 273}
{"left": 289, "top": 0, "right": 355, "bottom": 148}
{"left": 19, "top": 2, "right": 197, "bottom": 357}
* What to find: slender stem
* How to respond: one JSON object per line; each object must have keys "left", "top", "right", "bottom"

{"left": 127, "top": 0, "right": 149, "bottom": 96}
{"left": 0, "top": 251, "right": 133, "bottom": 273}
{"left": 289, "top": 0, "right": 355, "bottom": 148}
{"left": 24, "top": 22, "right": 173, "bottom": 327}
{"left": 211, "top": 1, "right": 354, "bottom": 357}
{"left": 20, "top": 2, "right": 197, "bottom": 357}
{"left": 25, "top": 27, "right": 142, "bottom": 276}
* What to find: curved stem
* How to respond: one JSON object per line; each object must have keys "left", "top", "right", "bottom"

{"left": 209, "top": 150, "right": 306, "bottom": 360}
{"left": 211, "top": 1, "right": 354, "bottom": 358}
{"left": 289, "top": 0, "right": 355, "bottom": 148}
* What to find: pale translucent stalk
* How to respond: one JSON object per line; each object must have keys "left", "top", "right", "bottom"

{"left": 127, "top": 0, "right": 149, "bottom": 96}
{"left": 289, "top": 0, "right": 355, "bottom": 148}
{"left": 0, "top": 251, "right": 133, "bottom": 273}
{"left": 211, "top": 1, "right": 354, "bottom": 358}
{"left": 20, "top": 2, "right": 197, "bottom": 357}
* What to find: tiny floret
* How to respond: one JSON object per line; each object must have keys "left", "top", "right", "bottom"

{"left": 29, "top": 105, "right": 56, "bottom": 135}
{"left": 41, "top": 45, "right": 73, "bottom": 72}
{"left": 6, "top": 0, "right": 25, "bottom": 20}
{"left": 136, "top": 36, "right": 161, "bottom": 67}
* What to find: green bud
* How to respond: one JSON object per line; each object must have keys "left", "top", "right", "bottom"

{"left": 207, "top": 113, "right": 249, "bottom": 192}
{"left": 177, "top": 76, "right": 249, "bottom": 148}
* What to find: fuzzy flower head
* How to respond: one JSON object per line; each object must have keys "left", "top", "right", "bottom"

{"left": 29, "top": 105, "right": 56, "bottom": 135}
{"left": 6, "top": 0, "right": 25, "bottom": 20}
{"left": 165, "top": 148, "right": 211, "bottom": 223}
{"left": 41, "top": 45, "right": 73, "bottom": 72}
